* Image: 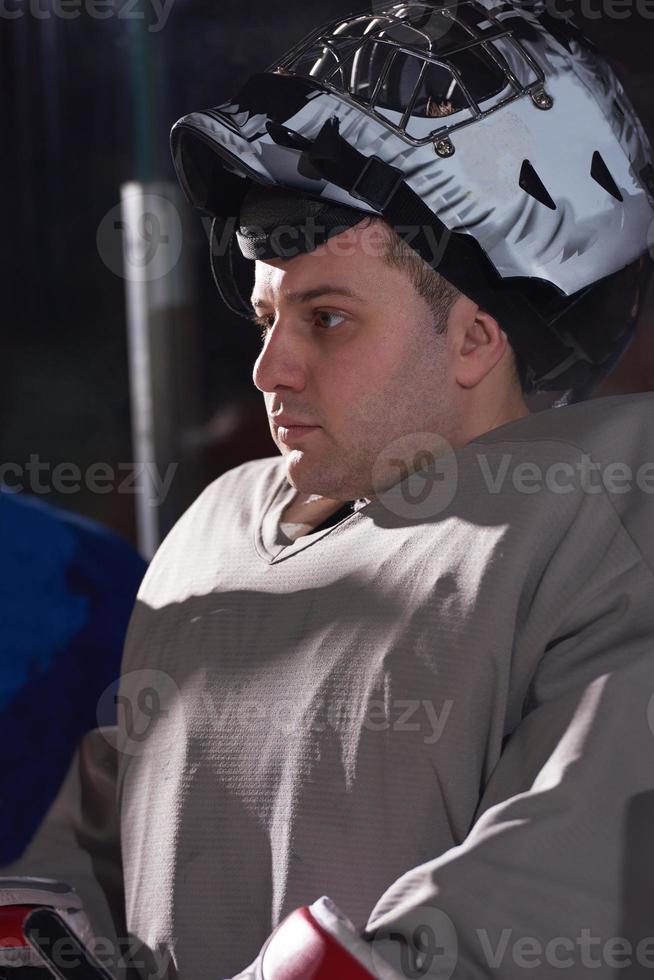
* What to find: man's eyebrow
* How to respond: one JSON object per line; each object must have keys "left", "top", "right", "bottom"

{"left": 250, "top": 285, "right": 364, "bottom": 310}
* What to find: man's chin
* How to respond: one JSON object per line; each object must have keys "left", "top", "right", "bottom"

{"left": 282, "top": 453, "right": 372, "bottom": 501}
{"left": 282, "top": 452, "right": 325, "bottom": 493}
{"left": 280, "top": 452, "right": 333, "bottom": 495}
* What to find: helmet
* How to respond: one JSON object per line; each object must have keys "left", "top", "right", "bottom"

{"left": 170, "top": 0, "right": 654, "bottom": 400}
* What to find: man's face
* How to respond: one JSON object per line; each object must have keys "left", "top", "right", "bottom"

{"left": 250, "top": 221, "right": 459, "bottom": 500}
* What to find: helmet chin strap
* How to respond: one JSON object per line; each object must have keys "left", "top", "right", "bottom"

{"left": 209, "top": 217, "right": 254, "bottom": 318}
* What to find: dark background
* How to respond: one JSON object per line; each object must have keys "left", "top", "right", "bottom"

{"left": 1, "top": 0, "right": 653, "bottom": 549}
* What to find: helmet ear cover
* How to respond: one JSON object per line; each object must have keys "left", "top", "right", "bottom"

{"left": 542, "top": 254, "right": 652, "bottom": 403}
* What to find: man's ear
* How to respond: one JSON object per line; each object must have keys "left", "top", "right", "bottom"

{"left": 449, "top": 299, "right": 510, "bottom": 389}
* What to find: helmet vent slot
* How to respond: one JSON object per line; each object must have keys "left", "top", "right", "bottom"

{"left": 519, "top": 159, "right": 556, "bottom": 210}
{"left": 590, "top": 150, "right": 623, "bottom": 202}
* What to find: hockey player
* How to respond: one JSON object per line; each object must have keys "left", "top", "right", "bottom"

{"left": 2, "top": 1, "right": 654, "bottom": 978}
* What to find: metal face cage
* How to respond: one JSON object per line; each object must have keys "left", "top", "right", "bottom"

{"left": 273, "top": 0, "right": 547, "bottom": 146}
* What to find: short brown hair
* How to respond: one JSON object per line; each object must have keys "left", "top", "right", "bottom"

{"left": 369, "top": 217, "right": 527, "bottom": 393}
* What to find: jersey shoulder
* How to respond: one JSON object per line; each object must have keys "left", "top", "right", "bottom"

{"left": 472, "top": 392, "right": 654, "bottom": 462}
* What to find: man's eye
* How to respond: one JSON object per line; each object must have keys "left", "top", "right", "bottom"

{"left": 252, "top": 315, "right": 274, "bottom": 339}
{"left": 251, "top": 311, "right": 345, "bottom": 340}
{"left": 315, "top": 311, "right": 346, "bottom": 330}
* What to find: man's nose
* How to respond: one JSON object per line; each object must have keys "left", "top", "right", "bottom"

{"left": 252, "top": 318, "right": 308, "bottom": 393}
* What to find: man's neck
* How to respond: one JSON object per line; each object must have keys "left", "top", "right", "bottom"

{"left": 280, "top": 493, "right": 348, "bottom": 539}
{"left": 450, "top": 394, "right": 531, "bottom": 449}
{"left": 279, "top": 392, "right": 530, "bottom": 538}
{"left": 280, "top": 491, "right": 374, "bottom": 540}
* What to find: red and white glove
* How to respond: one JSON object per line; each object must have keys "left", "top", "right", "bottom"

{"left": 230, "top": 897, "right": 403, "bottom": 980}
{"left": 0, "top": 877, "right": 113, "bottom": 980}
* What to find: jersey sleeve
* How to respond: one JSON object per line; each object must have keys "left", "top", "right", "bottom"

{"left": 362, "top": 481, "right": 654, "bottom": 979}
{"left": 0, "top": 727, "right": 125, "bottom": 966}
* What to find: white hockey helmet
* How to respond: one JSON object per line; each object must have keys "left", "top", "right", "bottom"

{"left": 170, "top": 0, "right": 654, "bottom": 399}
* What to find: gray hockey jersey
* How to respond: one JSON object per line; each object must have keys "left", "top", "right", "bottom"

{"left": 7, "top": 392, "right": 654, "bottom": 979}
